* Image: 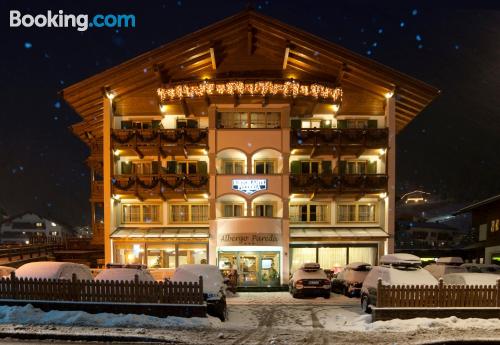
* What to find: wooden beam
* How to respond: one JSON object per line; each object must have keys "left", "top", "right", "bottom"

{"left": 247, "top": 25, "right": 253, "bottom": 55}
{"left": 209, "top": 47, "right": 217, "bottom": 70}
{"left": 283, "top": 45, "right": 290, "bottom": 70}
{"left": 234, "top": 94, "right": 240, "bottom": 107}
{"left": 335, "top": 63, "right": 347, "bottom": 86}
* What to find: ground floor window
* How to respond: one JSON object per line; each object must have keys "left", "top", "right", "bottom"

{"left": 114, "top": 242, "right": 208, "bottom": 268}
{"left": 290, "top": 244, "right": 377, "bottom": 273}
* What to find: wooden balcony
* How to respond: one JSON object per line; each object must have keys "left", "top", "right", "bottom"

{"left": 290, "top": 173, "right": 388, "bottom": 194}
{"left": 112, "top": 174, "right": 209, "bottom": 200}
{"left": 91, "top": 223, "right": 104, "bottom": 246}
{"left": 112, "top": 128, "right": 208, "bottom": 158}
{"left": 290, "top": 128, "right": 388, "bottom": 155}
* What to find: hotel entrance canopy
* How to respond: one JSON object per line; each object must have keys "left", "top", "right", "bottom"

{"left": 290, "top": 227, "right": 388, "bottom": 238}
{"left": 111, "top": 227, "right": 209, "bottom": 239}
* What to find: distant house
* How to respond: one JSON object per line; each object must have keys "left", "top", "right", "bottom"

{"left": 0, "top": 212, "right": 71, "bottom": 245}
{"left": 397, "top": 221, "right": 464, "bottom": 250}
{"left": 454, "top": 195, "right": 500, "bottom": 264}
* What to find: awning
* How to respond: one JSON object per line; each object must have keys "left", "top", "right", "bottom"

{"left": 111, "top": 227, "right": 209, "bottom": 239}
{"left": 290, "top": 227, "right": 388, "bottom": 238}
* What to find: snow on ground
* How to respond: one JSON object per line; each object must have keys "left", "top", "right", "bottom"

{"left": 226, "top": 291, "right": 357, "bottom": 305}
{"left": 0, "top": 304, "right": 210, "bottom": 328}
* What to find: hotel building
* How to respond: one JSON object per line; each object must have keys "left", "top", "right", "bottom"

{"left": 63, "top": 10, "right": 438, "bottom": 287}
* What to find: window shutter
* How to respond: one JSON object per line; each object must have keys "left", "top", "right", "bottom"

{"left": 121, "top": 121, "right": 132, "bottom": 129}
{"left": 166, "top": 161, "right": 177, "bottom": 174}
{"left": 121, "top": 162, "right": 132, "bottom": 174}
{"left": 337, "top": 120, "right": 347, "bottom": 129}
{"left": 290, "top": 161, "right": 301, "bottom": 174}
{"left": 338, "top": 160, "right": 347, "bottom": 175}
{"left": 290, "top": 119, "right": 302, "bottom": 129}
{"left": 152, "top": 120, "right": 162, "bottom": 129}
{"left": 152, "top": 161, "right": 159, "bottom": 174}
{"left": 367, "top": 161, "right": 377, "bottom": 174}
{"left": 197, "top": 161, "right": 208, "bottom": 175}
{"left": 367, "top": 120, "right": 378, "bottom": 128}
{"left": 321, "top": 160, "right": 332, "bottom": 174}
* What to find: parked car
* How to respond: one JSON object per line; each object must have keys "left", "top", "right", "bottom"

{"left": 442, "top": 272, "right": 499, "bottom": 285}
{"left": 289, "top": 263, "right": 331, "bottom": 299}
{"left": 424, "top": 257, "right": 467, "bottom": 279}
{"left": 331, "top": 262, "right": 371, "bottom": 297}
{"left": 0, "top": 266, "right": 15, "bottom": 278}
{"left": 461, "top": 263, "right": 500, "bottom": 274}
{"left": 15, "top": 261, "right": 93, "bottom": 281}
{"left": 171, "top": 264, "right": 227, "bottom": 321}
{"left": 360, "top": 254, "right": 438, "bottom": 313}
{"left": 95, "top": 264, "right": 155, "bottom": 282}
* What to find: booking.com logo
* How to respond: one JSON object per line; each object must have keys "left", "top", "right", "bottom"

{"left": 10, "top": 10, "right": 136, "bottom": 32}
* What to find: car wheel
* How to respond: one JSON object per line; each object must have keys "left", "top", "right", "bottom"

{"left": 292, "top": 290, "right": 300, "bottom": 298}
{"left": 324, "top": 292, "right": 331, "bottom": 299}
{"left": 361, "top": 295, "right": 372, "bottom": 314}
{"left": 343, "top": 286, "right": 349, "bottom": 297}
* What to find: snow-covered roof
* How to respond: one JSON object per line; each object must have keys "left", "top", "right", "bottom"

{"left": 380, "top": 253, "right": 421, "bottom": 266}
{"left": 443, "top": 273, "right": 500, "bottom": 285}
{"left": 436, "top": 257, "right": 464, "bottom": 265}
{"left": 95, "top": 268, "right": 155, "bottom": 282}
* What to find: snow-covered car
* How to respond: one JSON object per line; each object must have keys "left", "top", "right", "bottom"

{"left": 360, "top": 254, "right": 438, "bottom": 313}
{"left": 442, "top": 272, "right": 499, "bottom": 285}
{"left": 15, "top": 261, "right": 93, "bottom": 281}
{"left": 289, "top": 263, "right": 331, "bottom": 299}
{"left": 0, "top": 266, "right": 15, "bottom": 278}
{"left": 95, "top": 264, "right": 155, "bottom": 282}
{"left": 424, "top": 257, "right": 467, "bottom": 279}
{"left": 461, "top": 263, "right": 500, "bottom": 274}
{"left": 171, "top": 264, "right": 227, "bottom": 321}
{"left": 331, "top": 262, "right": 371, "bottom": 297}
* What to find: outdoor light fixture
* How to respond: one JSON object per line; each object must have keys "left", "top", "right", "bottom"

{"left": 384, "top": 90, "right": 394, "bottom": 99}
{"left": 332, "top": 104, "right": 340, "bottom": 112}
{"left": 379, "top": 148, "right": 387, "bottom": 155}
{"left": 105, "top": 89, "right": 116, "bottom": 100}
{"left": 159, "top": 104, "right": 168, "bottom": 113}
{"left": 203, "top": 193, "right": 209, "bottom": 199}
{"left": 379, "top": 192, "right": 387, "bottom": 199}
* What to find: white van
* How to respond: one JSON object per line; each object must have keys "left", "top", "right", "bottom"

{"left": 360, "top": 253, "right": 438, "bottom": 313}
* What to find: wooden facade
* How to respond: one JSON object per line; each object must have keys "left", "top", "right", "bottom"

{"left": 63, "top": 9, "right": 438, "bottom": 284}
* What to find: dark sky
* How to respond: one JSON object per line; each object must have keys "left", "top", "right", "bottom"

{"left": 0, "top": 0, "right": 499, "bottom": 226}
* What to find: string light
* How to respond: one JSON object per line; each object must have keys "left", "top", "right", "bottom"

{"left": 157, "top": 79, "right": 342, "bottom": 103}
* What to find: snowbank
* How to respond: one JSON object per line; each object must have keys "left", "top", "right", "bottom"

{"left": 0, "top": 304, "right": 211, "bottom": 328}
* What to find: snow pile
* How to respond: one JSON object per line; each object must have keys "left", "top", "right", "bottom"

{"left": 331, "top": 315, "right": 500, "bottom": 332}
{"left": 0, "top": 304, "right": 210, "bottom": 328}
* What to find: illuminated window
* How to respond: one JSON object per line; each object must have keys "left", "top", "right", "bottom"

{"left": 221, "top": 160, "right": 244, "bottom": 174}
{"left": 254, "top": 160, "right": 275, "bottom": 174}
{"left": 337, "top": 203, "right": 376, "bottom": 223}
{"left": 223, "top": 204, "right": 244, "bottom": 217}
{"left": 122, "top": 204, "right": 161, "bottom": 224}
{"left": 254, "top": 204, "right": 274, "bottom": 217}
{"left": 290, "top": 203, "right": 328, "bottom": 223}
{"left": 170, "top": 204, "right": 208, "bottom": 223}
{"left": 217, "top": 111, "right": 280, "bottom": 129}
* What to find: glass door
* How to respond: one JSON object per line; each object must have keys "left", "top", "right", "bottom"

{"left": 260, "top": 252, "right": 280, "bottom": 287}
{"left": 239, "top": 253, "right": 259, "bottom": 286}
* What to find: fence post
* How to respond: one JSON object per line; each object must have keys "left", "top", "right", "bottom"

{"left": 438, "top": 278, "right": 444, "bottom": 307}
{"left": 134, "top": 274, "right": 139, "bottom": 303}
{"left": 10, "top": 271, "right": 17, "bottom": 300}
{"left": 376, "top": 278, "right": 383, "bottom": 307}
{"left": 71, "top": 273, "right": 78, "bottom": 301}
{"left": 198, "top": 275, "right": 204, "bottom": 304}
{"left": 496, "top": 279, "right": 500, "bottom": 308}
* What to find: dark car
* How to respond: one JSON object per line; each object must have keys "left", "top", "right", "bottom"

{"left": 331, "top": 262, "right": 371, "bottom": 297}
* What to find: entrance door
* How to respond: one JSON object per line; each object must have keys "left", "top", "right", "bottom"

{"left": 260, "top": 252, "right": 280, "bottom": 287}
{"left": 239, "top": 253, "right": 259, "bottom": 286}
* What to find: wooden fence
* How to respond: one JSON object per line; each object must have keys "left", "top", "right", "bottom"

{"left": 0, "top": 244, "right": 61, "bottom": 266}
{"left": 376, "top": 278, "right": 500, "bottom": 308}
{"left": 0, "top": 272, "right": 204, "bottom": 305}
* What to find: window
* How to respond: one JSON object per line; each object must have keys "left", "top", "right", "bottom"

{"left": 114, "top": 243, "right": 145, "bottom": 265}
{"left": 178, "top": 244, "right": 208, "bottom": 266}
{"left": 122, "top": 204, "right": 161, "bottom": 224}
{"left": 170, "top": 204, "right": 208, "bottom": 223}
{"left": 147, "top": 243, "right": 176, "bottom": 268}
{"left": 255, "top": 160, "right": 275, "bottom": 174}
{"left": 255, "top": 204, "right": 274, "bottom": 217}
{"left": 300, "top": 161, "right": 320, "bottom": 174}
{"left": 223, "top": 204, "right": 244, "bottom": 217}
{"left": 290, "top": 247, "right": 316, "bottom": 273}
{"left": 348, "top": 247, "right": 376, "bottom": 265}
{"left": 337, "top": 204, "right": 376, "bottom": 223}
{"left": 289, "top": 204, "right": 328, "bottom": 223}
{"left": 221, "top": 160, "right": 244, "bottom": 174}
{"left": 346, "top": 161, "right": 367, "bottom": 175}
{"left": 177, "top": 161, "right": 198, "bottom": 174}
{"left": 318, "top": 247, "right": 347, "bottom": 269}
{"left": 217, "top": 112, "right": 280, "bottom": 129}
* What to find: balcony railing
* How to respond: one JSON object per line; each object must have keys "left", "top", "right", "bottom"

{"left": 290, "top": 173, "right": 387, "bottom": 193}
{"left": 290, "top": 128, "right": 388, "bottom": 149}
{"left": 112, "top": 128, "right": 208, "bottom": 156}
{"left": 112, "top": 174, "right": 209, "bottom": 198}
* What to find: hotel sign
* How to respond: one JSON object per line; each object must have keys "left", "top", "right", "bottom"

{"left": 232, "top": 179, "right": 267, "bottom": 195}
{"left": 218, "top": 233, "right": 280, "bottom": 246}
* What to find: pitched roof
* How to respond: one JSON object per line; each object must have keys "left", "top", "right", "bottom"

{"left": 63, "top": 9, "right": 439, "bottom": 142}
{"left": 454, "top": 194, "right": 500, "bottom": 215}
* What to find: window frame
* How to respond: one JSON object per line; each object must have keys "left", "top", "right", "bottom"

{"left": 222, "top": 203, "right": 245, "bottom": 217}
{"left": 289, "top": 203, "right": 329, "bottom": 223}
{"left": 176, "top": 160, "right": 198, "bottom": 175}
{"left": 220, "top": 159, "right": 245, "bottom": 174}
{"left": 254, "top": 159, "right": 277, "bottom": 174}
{"left": 253, "top": 202, "right": 276, "bottom": 217}
{"left": 169, "top": 203, "right": 209, "bottom": 224}
{"left": 122, "top": 203, "right": 162, "bottom": 224}
{"left": 217, "top": 111, "right": 281, "bottom": 129}
{"left": 337, "top": 203, "right": 377, "bottom": 223}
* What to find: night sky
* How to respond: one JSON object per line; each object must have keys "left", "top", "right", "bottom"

{"left": 0, "top": 0, "right": 499, "bottom": 226}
